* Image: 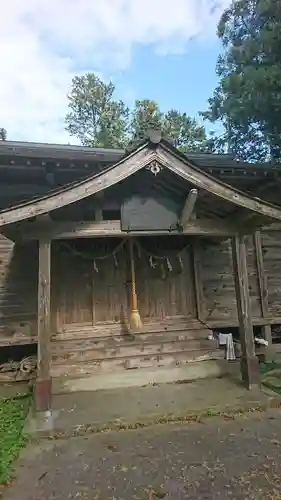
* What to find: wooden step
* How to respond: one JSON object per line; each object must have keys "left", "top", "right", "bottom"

{"left": 54, "top": 323, "right": 211, "bottom": 342}
{"left": 51, "top": 348, "right": 223, "bottom": 378}
{"left": 52, "top": 328, "right": 212, "bottom": 350}
{"left": 52, "top": 338, "right": 218, "bottom": 364}
{"left": 60, "top": 318, "right": 203, "bottom": 332}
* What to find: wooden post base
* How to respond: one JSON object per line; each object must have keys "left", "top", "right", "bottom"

{"left": 35, "top": 378, "right": 52, "bottom": 412}
{"left": 261, "top": 325, "right": 274, "bottom": 362}
{"left": 240, "top": 355, "right": 260, "bottom": 390}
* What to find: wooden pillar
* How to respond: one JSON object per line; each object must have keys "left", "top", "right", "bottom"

{"left": 191, "top": 242, "right": 206, "bottom": 322}
{"left": 231, "top": 234, "right": 260, "bottom": 389}
{"left": 35, "top": 239, "right": 52, "bottom": 412}
{"left": 261, "top": 324, "right": 274, "bottom": 362}
{"left": 254, "top": 230, "right": 273, "bottom": 360}
{"left": 254, "top": 231, "right": 269, "bottom": 318}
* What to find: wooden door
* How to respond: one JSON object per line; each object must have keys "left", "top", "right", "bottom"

{"left": 52, "top": 239, "right": 129, "bottom": 331}
{"left": 134, "top": 237, "right": 196, "bottom": 320}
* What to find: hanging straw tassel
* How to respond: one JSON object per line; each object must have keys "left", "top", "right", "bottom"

{"left": 129, "top": 238, "right": 142, "bottom": 331}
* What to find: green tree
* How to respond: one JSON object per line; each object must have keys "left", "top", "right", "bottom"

{"left": 163, "top": 109, "right": 208, "bottom": 152}
{"left": 65, "top": 73, "right": 129, "bottom": 148}
{"left": 130, "top": 100, "right": 163, "bottom": 141}
{"left": 130, "top": 100, "right": 211, "bottom": 152}
{"left": 203, "top": 0, "right": 281, "bottom": 162}
{"left": 0, "top": 128, "right": 7, "bottom": 141}
{"left": 65, "top": 72, "right": 215, "bottom": 153}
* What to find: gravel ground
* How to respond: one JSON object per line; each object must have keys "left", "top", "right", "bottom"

{"left": 3, "top": 409, "right": 281, "bottom": 500}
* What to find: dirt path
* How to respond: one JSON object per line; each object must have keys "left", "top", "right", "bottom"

{"left": 4, "top": 409, "right": 281, "bottom": 499}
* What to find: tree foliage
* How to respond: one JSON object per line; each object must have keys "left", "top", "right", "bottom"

{"left": 130, "top": 100, "right": 163, "bottom": 141}
{"left": 65, "top": 73, "right": 212, "bottom": 152}
{"left": 65, "top": 74, "right": 129, "bottom": 148}
{"left": 203, "top": 0, "right": 281, "bottom": 162}
{"left": 163, "top": 109, "right": 208, "bottom": 151}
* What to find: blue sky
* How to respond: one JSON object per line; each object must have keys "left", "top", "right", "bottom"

{"left": 1, "top": 0, "right": 228, "bottom": 144}
{"left": 116, "top": 41, "right": 220, "bottom": 117}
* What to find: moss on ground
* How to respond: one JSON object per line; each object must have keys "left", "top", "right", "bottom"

{"left": 0, "top": 394, "right": 31, "bottom": 484}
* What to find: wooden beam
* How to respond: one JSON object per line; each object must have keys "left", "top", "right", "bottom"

{"left": 180, "top": 189, "right": 198, "bottom": 228}
{"left": 158, "top": 146, "right": 281, "bottom": 221}
{"left": 18, "top": 218, "right": 242, "bottom": 241}
{"left": 254, "top": 231, "right": 269, "bottom": 318}
{"left": 35, "top": 239, "right": 52, "bottom": 412}
{"left": 231, "top": 234, "right": 260, "bottom": 389}
{"left": 263, "top": 222, "right": 281, "bottom": 231}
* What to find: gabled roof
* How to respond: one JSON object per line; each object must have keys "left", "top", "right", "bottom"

{"left": 1, "top": 135, "right": 281, "bottom": 227}
{"left": 0, "top": 139, "right": 280, "bottom": 211}
{"left": 0, "top": 138, "right": 278, "bottom": 171}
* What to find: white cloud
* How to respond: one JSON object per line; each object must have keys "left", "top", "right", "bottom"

{"left": 0, "top": 0, "right": 229, "bottom": 144}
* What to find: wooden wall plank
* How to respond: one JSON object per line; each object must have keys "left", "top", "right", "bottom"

{"left": 191, "top": 242, "right": 206, "bottom": 321}
{"left": 135, "top": 238, "right": 196, "bottom": 321}
{"left": 200, "top": 239, "right": 237, "bottom": 321}
{"left": 245, "top": 234, "right": 263, "bottom": 319}
{"left": 261, "top": 230, "right": 281, "bottom": 317}
{"left": 254, "top": 231, "right": 269, "bottom": 317}
{"left": 0, "top": 236, "right": 37, "bottom": 345}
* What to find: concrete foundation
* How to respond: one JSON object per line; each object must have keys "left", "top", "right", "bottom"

{"left": 52, "top": 357, "right": 228, "bottom": 394}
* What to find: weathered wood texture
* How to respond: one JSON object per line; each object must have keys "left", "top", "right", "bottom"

{"left": 37, "top": 240, "right": 51, "bottom": 381}
{"left": 3, "top": 141, "right": 281, "bottom": 227}
{"left": 50, "top": 320, "right": 222, "bottom": 378}
{"left": 197, "top": 237, "right": 262, "bottom": 322}
{"left": 199, "top": 240, "right": 237, "bottom": 321}
{"left": 49, "top": 236, "right": 214, "bottom": 379}
{"left": 0, "top": 235, "right": 37, "bottom": 345}
{"left": 52, "top": 239, "right": 129, "bottom": 330}
{"left": 35, "top": 239, "right": 52, "bottom": 411}
{"left": 245, "top": 235, "right": 262, "bottom": 319}
{"left": 52, "top": 237, "right": 196, "bottom": 331}
{"left": 231, "top": 234, "right": 260, "bottom": 388}
{"left": 1, "top": 228, "right": 281, "bottom": 353}
{"left": 261, "top": 229, "right": 281, "bottom": 316}
{"left": 254, "top": 231, "right": 269, "bottom": 317}
{"left": 19, "top": 218, "right": 242, "bottom": 242}
{"left": 135, "top": 238, "right": 196, "bottom": 319}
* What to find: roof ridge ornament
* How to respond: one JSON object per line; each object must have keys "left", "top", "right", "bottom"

{"left": 146, "top": 159, "right": 162, "bottom": 176}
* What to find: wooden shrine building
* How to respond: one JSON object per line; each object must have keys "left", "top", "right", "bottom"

{"left": 1, "top": 131, "right": 281, "bottom": 411}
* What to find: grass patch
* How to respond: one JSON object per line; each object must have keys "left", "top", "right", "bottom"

{"left": 0, "top": 393, "right": 31, "bottom": 484}
{"left": 260, "top": 360, "right": 281, "bottom": 376}
{"left": 260, "top": 360, "right": 281, "bottom": 396}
